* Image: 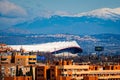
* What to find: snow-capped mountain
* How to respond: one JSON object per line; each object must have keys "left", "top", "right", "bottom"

{"left": 1, "top": 8, "right": 120, "bottom": 35}
{"left": 74, "top": 8, "right": 120, "bottom": 20}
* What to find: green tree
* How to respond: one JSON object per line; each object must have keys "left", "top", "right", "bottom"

{"left": 30, "top": 66, "right": 33, "bottom": 80}
{"left": 18, "top": 68, "right": 23, "bottom": 76}
{"left": 16, "top": 65, "right": 19, "bottom": 76}
{"left": 26, "top": 71, "right": 31, "bottom": 76}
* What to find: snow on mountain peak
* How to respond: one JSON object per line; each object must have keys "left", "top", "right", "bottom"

{"left": 74, "top": 8, "right": 120, "bottom": 20}
{"left": 36, "top": 8, "right": 120, "bottom": 20}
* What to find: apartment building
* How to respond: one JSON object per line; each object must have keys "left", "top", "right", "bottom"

{"left": 0, "top": 52, "right": 36, "bottom": 80}
{"left": 0, "top": 55, "right": 12, "bottom": 65}
{"left": 35, "top": 65, "right": 49, "bottom": 80}
{"left": 15, "top": 55, "right": 36, "bottom": 66}
{"left": 36, "top": 60, "right": 120, "bottom": 80}
{"left": 0, "top": 53, "right": 36, "bottom": 66}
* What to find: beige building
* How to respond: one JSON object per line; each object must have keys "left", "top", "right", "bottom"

{"left": 0, "top": 56, "right": 12, "bottom": 65}
{"left": 0, "top": 53, "right": 36, "bottom": 66}
{"left": 36, "top": 60, "right": 120, "bottom": 80}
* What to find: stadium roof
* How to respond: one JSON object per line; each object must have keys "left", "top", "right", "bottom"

{"left": 10, "top": 41, "right": 82, "bottom": 53}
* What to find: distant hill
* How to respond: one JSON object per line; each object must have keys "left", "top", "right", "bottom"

{"left": 0, "top": 33, "right": 120, "bottom": 55}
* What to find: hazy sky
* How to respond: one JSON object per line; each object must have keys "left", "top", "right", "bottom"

{"left": 0, "top": 0, "right": 120, "bottom": 30}
{"left": 38, "top": 0, "right": 120, "bottom": 13}
{"left": 9, "top": 0, "right": 120, "bottom": 14}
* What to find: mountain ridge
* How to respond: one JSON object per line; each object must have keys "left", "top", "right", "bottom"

{"left": 1, "top": 8, "right": 120, "bottom": 35}
{"left": 75, "top": 8, "right": 120, "bottom": 20}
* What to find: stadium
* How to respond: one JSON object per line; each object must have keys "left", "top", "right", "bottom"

{"left": 10, "top": 41, "right": 82, "bottom": 56}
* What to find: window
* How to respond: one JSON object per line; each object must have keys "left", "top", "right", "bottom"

{"left": 103, "top": 67, "right": 105, "bottom": 70}
{"left": 37, "top": 74, "right": 41, "bottom": 76}
{"left": 18, "top": 59, "right": 20, "bottom": 61}
{"left": 29, "top": 62, "right": 35, "bottom": 64}
{"left": 1, "top": 58, "right": 7, "bottom": 61}
{"left": 38, "top": 74, "right": 43, "bottom": 77}
{"left": 111, "top": 66, "right": 114, "bottom": 70}
{"left": 64, "top": 69, "right": 67, "bottom": 71}
{"left": 33, "top": 58, "right": 36, "bottom": 60}
{"left": 38, "top": 69, "right": 43, "bottom": 72}
{"left": 29, "top": 58, "right": 32, "bottom": 60}
{"left": 95, "top": 67, "right": 97, "bottom": 70}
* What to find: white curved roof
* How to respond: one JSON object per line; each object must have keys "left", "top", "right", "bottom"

{"left": 9, "top": 41, "right": 81, "bottom": 52}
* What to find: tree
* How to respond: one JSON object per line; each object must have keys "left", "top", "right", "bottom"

{"left": 30, "top": 66, "right": 33, "bottom": 80}
{"left": 16, "top": 65, "right": 19, "bottom": 76}
{"left": 18, "top": 68, "right": 23, "bottom": 76}
{"left": 11, "top": 52, "right": 15, "bottom": 63}
{"left": 26, "top": 72, "right": 31, "bottom": 76}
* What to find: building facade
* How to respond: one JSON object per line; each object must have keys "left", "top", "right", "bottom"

{"left": 0, "top": 53, "right": 36, "bottom": 66}
{"left": 36, "top": 60, "right": 120, "bottom": 80}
